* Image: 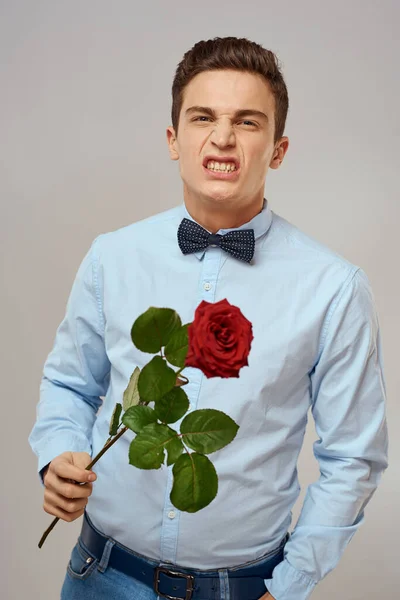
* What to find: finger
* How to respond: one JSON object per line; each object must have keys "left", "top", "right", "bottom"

{"left": 43, "top": 498, "right": 86, "bottom": 523}
{"left": 59, "top": 478, "right": 93, "bottom": 500}
{"left": 52, "top": 460, "right": 96, "bottom": 484}
{"left": 44, "top": 488, "right": 89, "bottom": 514}
{"left": 47, "top": 474, "right": 93, "bottom": 499}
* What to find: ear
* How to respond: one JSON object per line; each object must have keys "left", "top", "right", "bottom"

{"left": 166, "top": 126, "right": 179, "bottom": 161}
{"left": 269, "top": 136, "right": 289, "bottom": 170}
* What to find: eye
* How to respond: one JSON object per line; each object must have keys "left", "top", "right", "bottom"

{"left": 193, "top": 116, "right": 212, "bottom": 122}
{"left": 239, "top": 120, "right": 257, "bottom": 127}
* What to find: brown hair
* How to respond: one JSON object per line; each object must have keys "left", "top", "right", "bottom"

{"left": 171, "top": 36, "right": 289, "bottom": 143}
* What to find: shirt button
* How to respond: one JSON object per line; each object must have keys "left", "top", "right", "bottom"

{"left": 168, "top": 511, "right": 176, "bottom": 519}
{"left": 203, "top": 282, "right": 212, "bottom": 291}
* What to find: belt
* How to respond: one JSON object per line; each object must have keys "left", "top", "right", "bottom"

{"left": 80, "top": 512, "right": 288, "bottom": 600}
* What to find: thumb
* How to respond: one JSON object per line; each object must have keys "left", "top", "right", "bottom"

{"left": 67, "top": 451, "right": 96, "bottom": 483}
{"left": 71, "top": 451, "right": 93, "bottom": 471}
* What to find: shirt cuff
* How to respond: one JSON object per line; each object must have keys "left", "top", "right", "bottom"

{"left": 36, "top": 436, "right": 92, "bottom": 487}
{"left": 264, "top": 559, "right": 317, "bottom": 600}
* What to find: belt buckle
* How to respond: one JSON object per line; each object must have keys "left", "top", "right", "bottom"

{"left": 154, "top": 566, "right": 195, "bottom": 600}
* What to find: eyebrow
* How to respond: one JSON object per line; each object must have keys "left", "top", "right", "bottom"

{"left": 185, "top": 105, "right": 269, "bottom": 122}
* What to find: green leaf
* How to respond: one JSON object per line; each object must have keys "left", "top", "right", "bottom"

{"left": 122, "top": 367, "right": 141, "bottom": 411}
{"left": 170, "top": 453, "right": 218, "bottom": 512}
{"left": 165, "top": 434, "right": 184, "bottom": 466}
{"left": 180, "top": 409, "right": 239, "bottom": 454}
{"left": 138, "top": 355, "right": 177, "bottom": 402}
{"left": 131, "top": 307, "right": 182, "bottom": 353}
{"left": 128, "top": 422, "right": 182, "bottom": 470}
{"left": 154, "top": 387, "right": 189, "bottom": 424}
{"left": 109, "top": 403, "right": 122, "bottom": 436}
{"left": 164, "top": 323, "right": 190, "bottom": 368}
{"left": 122, "top": 405, "right": 157, "bottom": 434}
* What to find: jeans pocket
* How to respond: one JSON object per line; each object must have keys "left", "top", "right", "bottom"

{"left": 67, "top": 537, "right": 99, "bottom": 581}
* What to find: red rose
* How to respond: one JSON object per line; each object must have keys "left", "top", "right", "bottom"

{"left": 184, "top": 298, "right": 253, "bottom": 378}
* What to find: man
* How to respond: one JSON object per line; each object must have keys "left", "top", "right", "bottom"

{"left": 29, "top": 37, "right": 388, "bottom": 600}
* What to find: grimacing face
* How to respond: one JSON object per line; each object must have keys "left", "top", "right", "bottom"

{"left": 166, "top": 69, "right": 289, "bottom": 217}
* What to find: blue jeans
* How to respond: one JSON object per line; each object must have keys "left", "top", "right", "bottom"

{"left": 61, "top": 538, "right": 158, "bottom": 599}
{"left": 60, "top": 527, "right": 286, "bottom": 600}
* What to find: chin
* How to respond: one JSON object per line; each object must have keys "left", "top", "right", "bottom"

{"left": 203, "top": 185, "right": 237, "bottom": 204}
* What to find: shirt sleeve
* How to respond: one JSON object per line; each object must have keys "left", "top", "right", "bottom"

{"left": 28, "top": 235, "right": 111, "bottom": 485}
{"left": 264, "top": 267, "right": 389, "bottom": 600}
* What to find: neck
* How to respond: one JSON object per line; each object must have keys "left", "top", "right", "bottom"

{"left": 183, "top": 190, "right": 264, "bottom": 233}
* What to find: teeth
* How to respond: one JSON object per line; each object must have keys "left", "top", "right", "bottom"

{"left": 206, "top": 161, "right": 237, "bottom": 172}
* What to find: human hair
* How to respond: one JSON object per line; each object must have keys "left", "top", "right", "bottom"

{"left": 171, "top": 36, "right": 289, "bottom": 143}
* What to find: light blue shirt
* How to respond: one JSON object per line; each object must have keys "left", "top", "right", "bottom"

{"left": 28, "top": 198, "right": 388, "bottom": 600}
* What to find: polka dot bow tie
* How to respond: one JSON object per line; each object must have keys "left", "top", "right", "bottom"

{"left": 177, "top": 218, "right": 255, "bottom": 263}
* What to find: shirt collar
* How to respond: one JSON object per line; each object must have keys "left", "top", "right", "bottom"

{"left": 178, "top": 197, "right": 273, "bottom": 261}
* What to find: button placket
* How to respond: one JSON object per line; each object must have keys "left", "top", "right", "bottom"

{"left": 200, "top": 242, "right": 221, "bottom": 302}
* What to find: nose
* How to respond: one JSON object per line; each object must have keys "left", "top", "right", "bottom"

{"left": 210, "top": 120, "right": 236, "bottom": 149}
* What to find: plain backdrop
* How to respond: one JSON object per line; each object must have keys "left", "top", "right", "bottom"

{"left": 1, "top": 1, "right": 398, "bottom": 599}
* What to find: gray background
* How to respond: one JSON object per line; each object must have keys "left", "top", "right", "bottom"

{"left": 1, "top": 1, "right": 398, "bottom": 598}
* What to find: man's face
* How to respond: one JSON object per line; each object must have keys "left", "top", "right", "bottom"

{"left": 167, "top": 69, "right": 288, "bottom": 209}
